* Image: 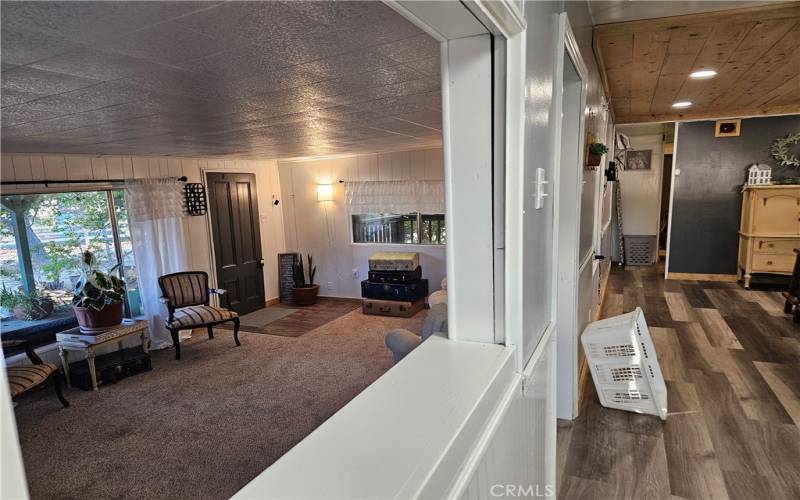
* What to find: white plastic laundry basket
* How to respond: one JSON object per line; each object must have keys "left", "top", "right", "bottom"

{"left": 581, "top": 307, "right": 668, "bottom": 420}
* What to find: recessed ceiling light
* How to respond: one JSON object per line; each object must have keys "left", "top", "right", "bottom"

{"left": 672, "top": 101, "right": 692, "bottom": 108}
{"left": 690, "top": 70, "right": 717, "bottom": 79}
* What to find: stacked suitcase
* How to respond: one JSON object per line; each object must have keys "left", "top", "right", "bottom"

{"left": 362, "top": 252, "right": 428, "bottom": 317}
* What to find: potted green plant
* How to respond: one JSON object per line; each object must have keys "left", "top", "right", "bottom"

{"left": 587, "top": 142, "right": 608, "bottom": 167}
{"left": 292, "top": 253, "right": 319, "bottom": 306}
{"left": 72, "top": 251, "right": 125, "bottom": 333}
{"left": 0, "top": 287, "right": 54, "bottom": 321}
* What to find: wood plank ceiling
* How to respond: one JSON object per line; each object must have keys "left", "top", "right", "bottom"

{"left": 594, "top": 2, "right": 800, "bottom": 124}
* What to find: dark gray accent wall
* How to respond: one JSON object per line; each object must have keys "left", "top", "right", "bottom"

{"left": 669, "top": 114, "right": 800, "bottom": 274}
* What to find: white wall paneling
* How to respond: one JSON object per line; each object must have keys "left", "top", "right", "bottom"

{"left": 0, "top": 153, "right": 286, "bottom": 303}
{"left": 615, "top": 132, "right": 664, "bottom": 237}
{"left": 456, "top": 328, "right": 557, "bottom": 500}
{"left": 278, "top": 148, "right": 446, "bottom": 299}
{"left": 511, "top": 0, "right": 564, "bottom": 371}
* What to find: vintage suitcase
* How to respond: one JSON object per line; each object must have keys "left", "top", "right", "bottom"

{"left": 362, "top": 298, "right": 425, "bottom": 318}
{"left": 68, "top": 346, "right": 151, "bottom": 391}
{"left": 368, "top": 266, "right": 422, "bottom": 284}
{"left": 368, "top": 252, "right": 420, "bottom": 271}
{"left": 361, "top": 279, "right": 428, "bottom": 301}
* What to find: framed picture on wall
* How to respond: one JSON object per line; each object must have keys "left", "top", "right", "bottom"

{"left": 626, "top": 149, "right": 652, "bottom": 170}
{"left": 715, "top": 119, "right": 741, "bottom": 137}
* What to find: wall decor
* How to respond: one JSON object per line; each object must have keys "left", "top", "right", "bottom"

{"left": 715, "top": 119, "right": 741, "bottom": 137}
{"left": 586, "top": 142, "right": 608, "bottom": 168}
{"left": 184, "top": 183, "right": 207, "bottom": 216}
{"left": 770, "top": 131, "right": 800, "bottom": 169}
{"left": 625, "top": 149, "right": 652, "bottom": 170}
{"left": 746, "top": 164, "right": 771, "bottom": 186}
{"left": 278, "top": 253, "right": 300, "bottom": 304}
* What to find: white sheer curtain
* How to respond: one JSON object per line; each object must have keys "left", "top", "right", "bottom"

{"left": 125, "top": 178, "right": 189, "bottom": 350}
{"left": 344, "top": 180, "right": 445, "bottom": 214}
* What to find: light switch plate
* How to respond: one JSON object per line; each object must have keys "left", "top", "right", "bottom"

{"left": 535, "top": 167, "right": 549, "bottom": 210}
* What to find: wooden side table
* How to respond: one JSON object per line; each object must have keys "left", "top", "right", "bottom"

{"left": 56, "top": 321, "right": 149, "bottom": 391}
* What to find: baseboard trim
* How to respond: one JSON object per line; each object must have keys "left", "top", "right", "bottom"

{"left": 666, "top": 272, "right": 738, "bottom": 282}
{"left": 266, "top": 297, "right": 281, "bottom": 306}
{"left": 578, "top": 359, "right": 590, "bottom": 405}
{"left": 577, "top": 265, "right": 612, "bottom": 409}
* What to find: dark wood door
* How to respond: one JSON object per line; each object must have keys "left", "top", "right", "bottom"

{"left": 207, "top": 172, "right": 265, "bottom": 315}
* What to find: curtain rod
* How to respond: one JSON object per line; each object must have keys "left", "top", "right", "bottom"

{"left": 337, "top": 179, "right": 443, "bottom": 183}
{"left": 1, "top": 176, "right": 188, "bottom": 187}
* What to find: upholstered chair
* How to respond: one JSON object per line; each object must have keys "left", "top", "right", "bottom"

{"left": 3, "top": 339, "right": 69, "bottom": 408}
{"left": 158, "top": 271, "right": 240, "bottom": 360}
{"left": 384, "top": 303, "right": 447, "bottom": 364}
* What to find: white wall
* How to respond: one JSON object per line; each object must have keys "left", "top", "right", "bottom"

{"left": 615, "top": 132, "right": 664, "bottom": 236}
{"left": 278, "top": 148, "right": 446, "bottom": 299}
{"left": 0, "top": 153, "right": 286, "bottom": 302}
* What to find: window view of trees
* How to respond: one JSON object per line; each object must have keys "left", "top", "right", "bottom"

{"left": 351, "top": 213, "right": 446, "bottom": 245}
{"left": 0, "top": 190, "right": 137, "bottom": 321}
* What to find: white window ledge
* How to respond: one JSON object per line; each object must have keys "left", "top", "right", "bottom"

{"left": 234, "top": 335, "right": 516, "bottom": 499}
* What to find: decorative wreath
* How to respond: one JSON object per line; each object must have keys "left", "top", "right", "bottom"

{"left": 770, "top": 132, "right": 800, "bottom": 168}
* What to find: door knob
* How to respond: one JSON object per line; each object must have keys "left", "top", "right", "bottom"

{"left": 258, "top": 259, "right": 265, "bottom": 267}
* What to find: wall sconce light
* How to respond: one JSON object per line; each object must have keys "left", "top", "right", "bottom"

{"left": 317, "top": 183, "right": 333, "bottom": 202}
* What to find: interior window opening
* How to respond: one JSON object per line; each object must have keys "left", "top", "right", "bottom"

{"left": 351, "top": 212, "right": 446, "bottom": 245}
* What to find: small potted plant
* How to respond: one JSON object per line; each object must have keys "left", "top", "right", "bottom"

{"left": 292, "top": 253, "right": 319, "bottom": 306}
{"left": 72, "top": 251, "right": 126, "bottom": 334}
{"left": 587, "top": 142, "right": 608, "bottom": 167}
{"left": 1, "top": 287, "right": 54, "bottom": 321}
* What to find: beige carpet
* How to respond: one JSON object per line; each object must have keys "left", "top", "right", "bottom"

{"left": 12, "top": 309, "right": 425, "bottom": 500}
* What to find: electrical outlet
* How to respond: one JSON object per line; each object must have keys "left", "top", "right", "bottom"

{"left": 352, "top": 269, "right": 359, "bottom": 279}
{"left": 326, "top": 282, "right": 334, "bottom": 290}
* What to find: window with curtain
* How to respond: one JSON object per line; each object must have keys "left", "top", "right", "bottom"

{"left": 0, "top": 190, "right": 138, "bottom": 344}
{"left": 345, "top": 181, "right": 446, "bottom": 246}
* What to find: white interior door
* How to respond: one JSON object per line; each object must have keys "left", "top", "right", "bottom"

{"left": 553, "top": 14, "right": 590, "bottom": 420}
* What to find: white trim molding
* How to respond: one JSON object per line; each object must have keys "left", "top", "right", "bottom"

{"left": 553, "top": 13, "right": 591, "bottom": 420}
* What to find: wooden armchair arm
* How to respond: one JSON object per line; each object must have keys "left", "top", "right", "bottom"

{"left": 208, "top": 288, "right": 232, "bottom": 310}
{"left": 1, "top": 339, "right": 43, "bottom": 365}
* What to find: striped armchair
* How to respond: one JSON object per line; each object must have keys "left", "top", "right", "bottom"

{"left": 3, "top": 339, "right": 69, "bottom": 408}
{"left": 158, "top": 271, "right": 240, "bottom": 360}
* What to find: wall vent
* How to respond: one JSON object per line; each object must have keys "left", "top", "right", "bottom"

{"left": 624, "top": 235, "right": 656, "bottom": 266}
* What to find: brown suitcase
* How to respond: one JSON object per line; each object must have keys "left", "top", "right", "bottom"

{"left": 368, "top": 252, "right": 420, "bottom": 271}
{"left": 362, "top": 298, "right": 425, "bottom": 318}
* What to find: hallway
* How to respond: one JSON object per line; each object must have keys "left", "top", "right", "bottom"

{"left": 558, "top": 264, "right": 799, "bottom": 500}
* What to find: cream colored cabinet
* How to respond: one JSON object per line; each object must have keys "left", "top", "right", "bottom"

{"left": 738, "top": 185, "right": 800, "bottom": 288}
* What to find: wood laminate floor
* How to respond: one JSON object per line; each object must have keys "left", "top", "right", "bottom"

{"left": 558, "top": 263, "right": 800, "bottom": 500}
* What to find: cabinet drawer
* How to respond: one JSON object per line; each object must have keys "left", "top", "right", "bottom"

{"left": 751, "top": 253, "right": 795, "bottom": 273}
{"left": 753, "top": 239, "right": 800, "bottom": 254}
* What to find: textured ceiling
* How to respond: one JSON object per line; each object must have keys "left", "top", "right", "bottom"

{"left": 0, "top": 1, "right": 443, "bottom": 159}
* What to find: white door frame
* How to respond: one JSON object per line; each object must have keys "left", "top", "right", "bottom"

{"left": 552, "top": 13, "right": 590, "bottom": 420}
{"left": 664, "top": 123, "right": 681, "bottom": 278}
{"left": 387, "top": 1, "right": 498, "bottom": 344}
